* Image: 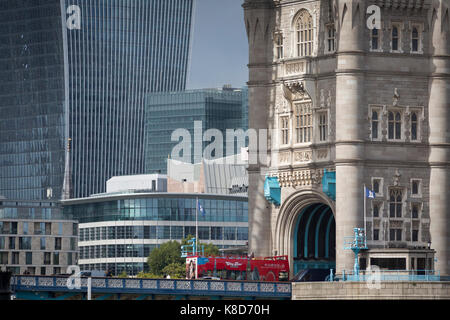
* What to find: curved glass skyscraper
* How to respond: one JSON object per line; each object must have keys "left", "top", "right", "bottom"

{"left": 0, "top": 0, "right": 194, "bottom": 200}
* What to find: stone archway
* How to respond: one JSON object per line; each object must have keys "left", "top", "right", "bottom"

{"left": 273, "top": 188, "right": 335, "bottom": 277}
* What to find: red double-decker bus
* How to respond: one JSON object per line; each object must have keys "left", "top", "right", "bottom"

{"left": 185, "top": 255, "right": 289, "bottom": 281}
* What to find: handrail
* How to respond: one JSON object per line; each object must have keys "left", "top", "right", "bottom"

{"left": 11, "top": 275, "right": 292, "bottom": 298}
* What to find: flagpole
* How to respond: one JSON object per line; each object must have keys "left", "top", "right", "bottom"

{"left": 196, "top": 196, "right": 198, "bottom": 254}
{"left": 364, "top": 184, "right": 367, "bottom": 247}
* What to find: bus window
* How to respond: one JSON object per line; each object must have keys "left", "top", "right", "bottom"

{"left": 251, "top": 267, "right": 260, "bottom": 281}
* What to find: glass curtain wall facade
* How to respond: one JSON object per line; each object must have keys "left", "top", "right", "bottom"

{"left": 145, "top": 88, "right": 248, "bottom": 174}
{"left": 62, "top": 193, "right": 248, "bottom": 276}
{"left": 0, "top": 0, "right": 66, "bottom": 200}
{"left": 0, "top": 0, "right": 194, "bottom": 200}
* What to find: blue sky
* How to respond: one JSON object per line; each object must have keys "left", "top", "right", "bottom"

{"left": 187, "top": 0, "right": 248, "bottom": 89}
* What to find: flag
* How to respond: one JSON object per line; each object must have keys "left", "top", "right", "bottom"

{"left": 198, "top": 201, "right": 206, "bottom": 216}
{"left": 365, "top": 187, "right": 375, "bottom": 199}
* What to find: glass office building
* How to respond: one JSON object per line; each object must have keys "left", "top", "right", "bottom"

{"left": 62, "top": 192, "right": 248, "bottom": 276}
{"left": 145, "top": 87, "right": 249, "bottom": 174}
{"left": 0, "top": 0, "right": 194, "bottom": 200}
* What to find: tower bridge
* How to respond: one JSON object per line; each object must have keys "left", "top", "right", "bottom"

{"left": 9, "top": 275, "right": 292, "bottom": 300}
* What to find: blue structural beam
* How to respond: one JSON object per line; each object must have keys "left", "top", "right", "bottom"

{"left": 322, "top": 170, "right": 336, "bottom": 201}
{"left": 264, "top": 176, "right": 281, "bottom": 206}
{"left": 303, "top": 204, "right": 326, "bottom": 258}
{"left": 11, "top": 276, "right": 291, "bottom": 300}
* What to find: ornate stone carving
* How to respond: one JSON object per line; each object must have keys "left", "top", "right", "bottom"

{"left": 294, "top": 150, "right": 312, "bottom": 162}
{"left": 393, "top": 169, "right": 401, "bottom": 186}
{"left": 285, "top": 61, "right": 305, "bottom": 76}
{"left": 316, "top": 149, "right": 328, "bottom": 159}
{"left": 279, "top": 152, "right": 290, "bottom": 163}
{"left": 393, "top": 88, "right": 400, "bottom": 106}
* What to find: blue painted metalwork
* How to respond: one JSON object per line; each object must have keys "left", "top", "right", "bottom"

{"left": 11, "top": 275, "right": 291, "bottom": 300}
{"left": 181, "top": 238, "right": 204, "bottom": 257}
{"left": 293, "top": 207, "right": 306, "bottom": 266}
{"left": 324, "top": 214, "right": 334, "bottom": 258}
{"left": 339, "top": 270, "right": 441, "bottom": 282}
{"left": 303, "top": 204, "right": 326, "bottom": 258}
{"left": 343, "top": 228, "right": 368, "bottom": 279}
{"left": 264, "top": 176, "right": 281, "bottom": 206}
{"left": 321, "top": 169, "right": 336, "bottom": 201}
{"left": 314, "top": 207, "right": 330, "bottom": 258}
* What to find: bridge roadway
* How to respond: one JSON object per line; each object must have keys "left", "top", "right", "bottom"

{"left": 10, "top": 275, "right": 292, "bottom": 300}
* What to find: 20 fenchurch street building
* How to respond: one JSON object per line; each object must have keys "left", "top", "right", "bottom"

{"left": 0, "top": 0, "right": 194, "bottom": 200}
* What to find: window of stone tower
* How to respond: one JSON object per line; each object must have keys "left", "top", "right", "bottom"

{"left": 411, "top": 179, "right": 422, "bottom": 197}
{"left": 318, "top": 112, "right": 328, "bottom": 142}
{"left": 391, "top": 24, "right": 402, "bottom": 52}
{"left": 372, "top": 177, "right": 384, "bottom": 196}
{"left": 371, "top": 110, "right": 379, "bottom": 139}
{"left": 411, "top": 203, "right": 421, "bottom": 219}
{"left": 274, "top": 33, "right": 283, "bottom": 59}
{"left": 280, "top": 116, "right": 290, "bottom": 145}
{"left": 373, "top": 229, "right": 380, "bottom": 241}
{"left": 372, "top": 202, "right": 381, "bottom": 217}
{"left": 294, "top": 102, "right": 312, "bottom": 143}
{"left": 389, "top": 228, "right": 402, "bottom": 241}
{"left": 389, "top": 188, "right": 403, "bottom": 218}
{"left": 412, "top": 229, "right": 419, "bottom": 242}
{"left": 411, "top": 112, "right": 418, "bottom": 141}
{"left": 370, "top": 28, "right": 380, "bottom": 51}
{"left": 388, "top": 111, "right": 402, "bottom": 140}
{"left": 295, "top": 10, "right": 314, "bottom": 57}
{"left": 326, "top": 25, "right": 335, "bottom": 53}
{"left": 411, "top": 27, "right": 419, "bottom": 52}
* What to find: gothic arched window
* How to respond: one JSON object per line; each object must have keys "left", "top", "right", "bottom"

{"left": 371, "top": 29, "right": 379, "bottom": 50}
{"left": 389, "top": 189, "right": 403, "bottom": 218}
{"left": 411, "top": 112, "right": 418, "bottom": 141}
{"left": 388, "top": 111, "right": 402, "bottom": 140}
{"left": 392, "top": 26, "right": 399, "bottom": 51}
{"left": 372, "top": 110, "right": 379, "bottom": 139}
{"left": 295, "top": 10, "right": 314, "bottom": 57}
{"left": 412, "top": 27, "right": 419, "bottom": 52}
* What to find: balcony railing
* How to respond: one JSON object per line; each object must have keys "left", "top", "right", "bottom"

{"left": 339, "top": 269, "right": 440, "bottom": 282}
{"left": 11, "top": 275, "right": 292, "bottom": 298}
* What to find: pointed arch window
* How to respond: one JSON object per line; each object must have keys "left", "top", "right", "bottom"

{"left": 411, "top": 27, "right": 419, "bottom": 52}
{"left": 411, "top": 112, "right": 418, "bottom": 141}
{"left": 392, "top": 25, "right": 400, "bottom": 51}
{"left": 372, "top": 110, "right": 379, "bottom": 139}
{"left": 371, "top": 29, "right": 380, "bottom": 51}
{"left": 388, "top": 111, "right": 402, "bottom": 140}
{"left": 389, "top": 189, "right": 403, "bottom": 218}
{"left": 295, "top": 10, "right": 314, "bottom": 57}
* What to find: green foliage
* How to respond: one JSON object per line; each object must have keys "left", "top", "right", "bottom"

{"left": 136, "top": 271, "right": 161, "bottom": 279}
{"left": 162, "top": 263, "right": 186, "bottom": 279}
{"left": 117, "top": 270, "right": 128, "bottom": 278}
{"left": 146, "top": 237, "right": 220, "bottom": 277}
{"left": 147, "top": 240, "right": 184, "bottom": 276}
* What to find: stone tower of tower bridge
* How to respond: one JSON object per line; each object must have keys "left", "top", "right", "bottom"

{"left": 243, "top": 0, "right": 449, "bottom": 277}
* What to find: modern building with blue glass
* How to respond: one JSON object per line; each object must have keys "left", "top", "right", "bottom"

{"left": 145, "top": 86, "right": 249, "bottom": 175}
{"left": 0, "top": 0, "right": 194, "bottom": 200}
{"left": 62, "top": 191, "right": 248, "bottom": 276}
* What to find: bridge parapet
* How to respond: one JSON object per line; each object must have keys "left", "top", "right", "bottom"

{"left": 11, "top": 275, "right": 291, "bottom": 299}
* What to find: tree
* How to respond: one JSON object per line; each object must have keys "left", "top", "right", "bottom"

{"left": 147, "top": 240, "right": 184, "bottom": 276}
{"left": 162, "top": 263, "right": 186, "bottom": 279}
